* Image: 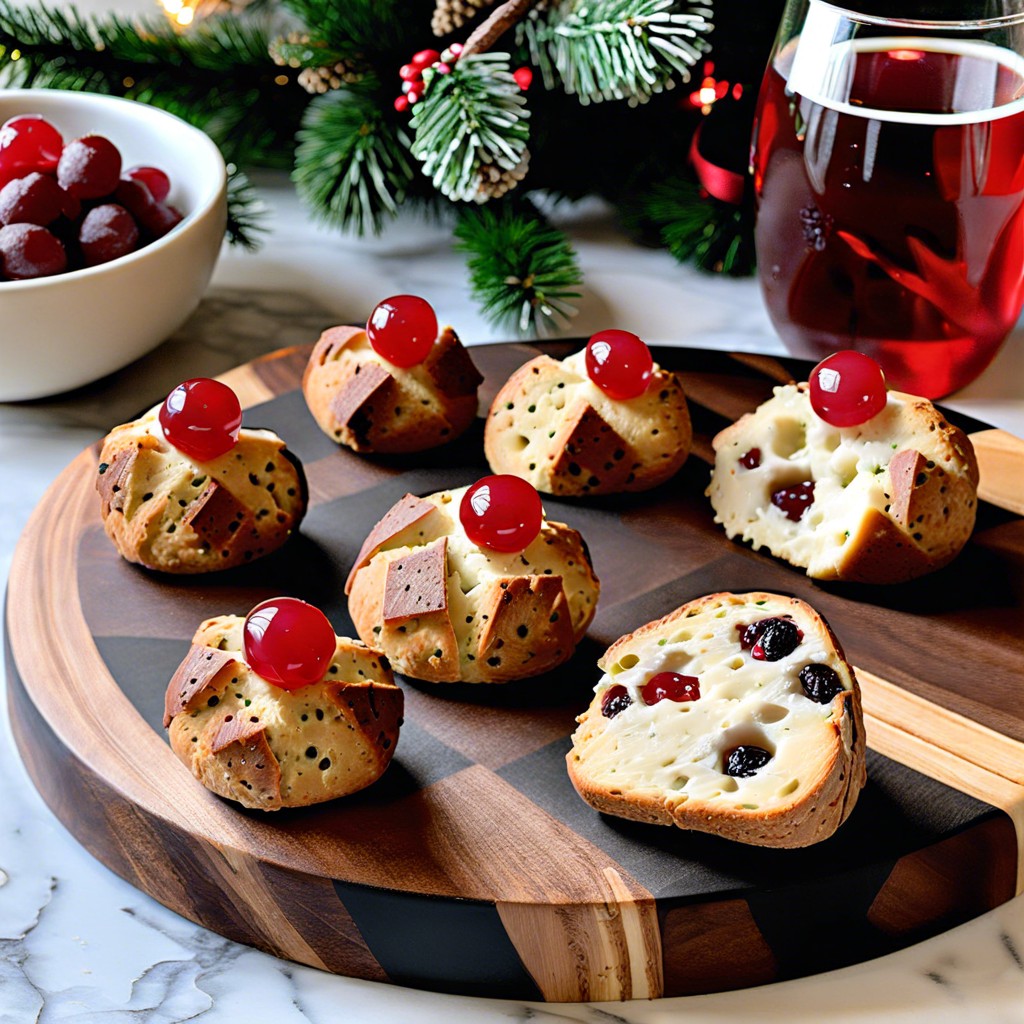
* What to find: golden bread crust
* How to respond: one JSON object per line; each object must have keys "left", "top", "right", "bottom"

{"left": 346, "top": 486, "right": 599, "bottom": 683}
{"left": 96, "top": 408, "right": 306, "bottom": 574}
{"left": 567, "top": 592, "right": 866, "bottom": 848}
{"left": 484, "top": 352, "right": 691, "bottom": 496}
{"left": 165, "top": 616, "right": 402, "bottom": 810}
{"left": 302, "top": 324, "right": 482, "bottom": 454}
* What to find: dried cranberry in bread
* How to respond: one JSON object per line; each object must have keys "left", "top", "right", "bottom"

{"left": 346, "top": 486, "right": 600, "bottom": 683}
{"left": 164, "top": 615, "right": 402, "bottom": 810}
{"left": 303, "top": 323, "right": 483, "bottom": 453}
{"left": 706, "top": 384, "right": 978, "bottom": 583}
{"left": 96, "top": 406, "right": 306, "bottom": 574}
{"left": 484, "top": 350, "right": 691, "bottom": 496}
{"left": 568, "top": 592, "right": 866, "bottom": 848}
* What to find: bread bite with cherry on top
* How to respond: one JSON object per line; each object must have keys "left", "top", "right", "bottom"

{"left": 707, "top": 351, "right": 978, "bottom": 584}
{"left": 303, "top": 294, "right": 483, "bottom": 453}
{"left": 346, "top": 475, "right": 600, "bottom": 683}
{"left": 0, "top": 113, "right": 181, "bottom": 281}
{"left": 164, "top": 598, "right": 402, "bottom": 810}
{"left": 568, "top": 592, "right": 866, "bottom": 848}
{"left": 97, "top": 377, "right": 306, "bottom": 573}
{"left": 485, "top": 329, "right": 691, "bottom": 496}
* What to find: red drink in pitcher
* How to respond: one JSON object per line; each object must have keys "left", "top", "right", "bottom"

{"left": 753, "top": 37, "right": 1024, "bottom": 397}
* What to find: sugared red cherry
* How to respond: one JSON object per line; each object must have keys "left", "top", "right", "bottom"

{"left": 460, "top": 475, "right": 543, "bottom": 553}
{"left": 751, "top": 618, "right": 803, "bottom": 662}
{"left": 159, "top": 378, "right": 242, "bottom": 462}
{"left": 124, "top": 165, "right": 170, "bottom": 203}
{"left": 57, "top": 135, "right": 122, "bottom": 199}
{"left": 642, "top": 672, "right": 700, "bottom": 705}
{"left": 724, "top": 745, "right": 773, "bottom": 777}
{"left": 799, "top": 663, "right": 844, "bottom": 704}
{"left": 243, "top": 597, "right": 336, "bottom": 690}
{"left": 0, "top": 224, "right": 67, "bottom": 279}
{"left": 367, "top": 294, "right": 438, "bottom": 368}
{"left": 0, "top": 115, "right": 63, "bottom": 182}
{"left": 602, "top": 684, "right": 632, "bottom": 718}
{"left": 79, "top": 204, "right": 139, "bottom": 267}
{"left": 809, "top": 350, "right": 887, "bottom": 427}
{"left": 771, "top": 481, "right": 814, "bottom": 521}
{"left": 0, "top": 172, "right": 66, "bottom": 227}
{"left": 739, "top": 448, "right": 761, "bottom": 470}
{"left": 113, "top": 179, "right": 182, "bottom": 238}
{"left": 585, "top": 329, "right": 653, "bottom": 400}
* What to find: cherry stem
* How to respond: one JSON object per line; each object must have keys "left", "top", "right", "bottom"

{"left": 461, "top": 0, "right": 541, "bottom": 58}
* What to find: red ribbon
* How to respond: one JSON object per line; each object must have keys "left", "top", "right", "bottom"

{"left": 689, "top": 122, "right": 746, "bottom": 205}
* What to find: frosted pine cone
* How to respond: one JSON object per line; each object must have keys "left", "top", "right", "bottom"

{"left": 474, "top": 151, "right": 530, "bottom": 203}
{"left": 432, "top": 0, "right": 497, "bottom": 36}
{"left": 297, "top": 60, "right": 364, "bottom": 95}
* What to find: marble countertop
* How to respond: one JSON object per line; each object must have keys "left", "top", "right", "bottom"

{"left": 1, "top": 178, "right": 1023, "bottom": 1023}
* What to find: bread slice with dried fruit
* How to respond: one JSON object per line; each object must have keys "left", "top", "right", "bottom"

{"left": 164, "top": 615, "right": 402, "bottom": 810}
{"left": 568, "top": 592, "right": 866, "bottom": 848}
{"left": 97, "top": 406, "right": 307, "bottom": 573}
{"left": 346, "top": 485, "right": 599, "bottom": 683}
{"left": 484, "top": 350, "right": 691, "bottom": 496}
{"left": 706, "top": 383, "right": 978, "bottom": 583}
{"left": 303, "top": 324, "right": 483, "bottom": 454}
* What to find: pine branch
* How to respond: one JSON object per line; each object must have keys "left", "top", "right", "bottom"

{"left": 519, "top": 0, "right": 713, "bottom": 105}
{"left": 411, "top": 53, "right": 529, "bottom": 203}
{"left": 455, "top": 201, "right": 581, "bottom": 335}
{"left": 462, "top": 0, "right": 540, "bottom": 57}
{"left": 225, "top": 167, "right": 268, "bottom": 249}
{"left": 0, "top": 1, "right": 307, "bottom": 167}
{"left": 630, "top": 175, "right": 755, "bottom": 275}
{"left": 292, "top": 90, "right": 416, "bottom": 235}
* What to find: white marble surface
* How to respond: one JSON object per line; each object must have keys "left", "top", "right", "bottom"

{"left": 2, "top": 176, "right": 1023, "bottom": 1023}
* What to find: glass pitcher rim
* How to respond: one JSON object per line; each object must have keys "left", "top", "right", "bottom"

{"left": 810, "top": 0, "right": 1024, "bottom": 31}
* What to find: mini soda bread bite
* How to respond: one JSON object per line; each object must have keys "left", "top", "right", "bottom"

{"left": 303, "top": 294, "right": 483, "bottom": 453}
{"left": 485, "top": 329, "right": 692, "bottom": 496}
{"left": 707, "top": 352, "right": 978, "bottom": 583}
{"left": 346, "top": 475, "right": 600, "bottom": 683}
{"left": 164, "top": 598, "right": 402, "bottom": 810}
{"left": 97, "top": 377, "right": 307, "bottom": 573}
{"left": 568, "top": 592, "right": 866, "bottom": 848}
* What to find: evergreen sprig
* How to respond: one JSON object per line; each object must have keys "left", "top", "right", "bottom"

{"left": 411, "top": 53, "right": 529, "bottom": 203}
{"left": 519, "top": 0, "right": 713, "bottom": 105}
{"left": 293, "top": 89, "right": 416, "bottom": 234}
{"left": 0, "top": 1, "right": 307, "bottom": 167}
{"left": 225, "top": 168, "right": 268, "bottom": 250}
{"left": 455, "top": 201, "right": 581, "bottom": 335}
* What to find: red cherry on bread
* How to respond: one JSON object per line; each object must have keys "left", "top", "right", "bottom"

{"left": 460, "top": 474, "right": 543, "bottom": 553}
{"left": 642, "top": 672, "right": 700, "bottom": 705}
{"left": 243, "top": 597, "right": 337, "bottom": 690}
{"left": 158, "top": 378, "right": 242, "bottom": 462}
{"left": 367, "top": 294, "right": 438, "bottom": 368}
{"left": 809, "top": 350, "right": 887, "bottom": 427}
{"left": 585, "top": 329, "right": 653, "bottom": 400}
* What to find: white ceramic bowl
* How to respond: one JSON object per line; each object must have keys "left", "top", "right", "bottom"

{"left": 0, "top": 90, "right": 227, "bottom": 401}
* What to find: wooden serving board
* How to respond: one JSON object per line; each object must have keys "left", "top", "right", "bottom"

{"left": 6, "top": 341, "right": 1024, "bottom": 1002}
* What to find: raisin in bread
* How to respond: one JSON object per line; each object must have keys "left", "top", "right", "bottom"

{"left": 164, "top": 615, "right": 402, "bottom": 810}
{"left": 97, "top": 406, "right": 306, "bottom": 573}
{"left": 484, "top": 350, "right": 691, "bottom": 496}
{"left": 346, "top": 486, "right": 600, "bottom": 683}
{"left": 568, "top": 592, "right": 866, "bottom": 848}
{"left": 707, "top": 384, "right": 978, "bottom": 583}
{"left": 303, "top": 324, "right": 483, "bottom": 453}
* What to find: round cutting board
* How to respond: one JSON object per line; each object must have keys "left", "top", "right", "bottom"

{"left": 6, "top": 341, "right": 1024, "bottom": 1002}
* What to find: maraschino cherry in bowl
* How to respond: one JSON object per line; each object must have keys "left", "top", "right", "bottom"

{"left": 0, "top": 90, "right": 226, "bottom": 401}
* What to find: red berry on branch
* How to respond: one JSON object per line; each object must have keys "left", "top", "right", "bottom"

{"left": 436, "top": 62, "right": 452, "bottom": 75}
{"left": 158, "top": 377, "right": 242, "bottom": 462}
{"left": 512, "top": 67, "right": 533, "bottom": 91}
{"left": 124, "top": 165, "right": 171, "bottom": 203}
{"left": 394, "top": 95, "right": 410, "bottom": 112}
{"left": 399, "top": 63, "right": 419, "bottom": 81}
{"left": 642, "top": 672, "right": 701, "bottom": 705}
{"left": 585, "top": 329, "right": 653, "bottom": 400}
{"left": 367, "top": 294, "right": 438, "bottom": 367}
{"left": 449, "top": 43, "right": 464, "bottom": 57}
{"left": 460, "top": 475, "right": 543, "bottom": 553}
{"left": 809, "top": 350, "right": 887, "bottom": 427}
{"left": 243, "top": 597, "right": 337, "bottom": 690}
{"left": 407, "top": 88, "right": 422, "bottom": 104}
{"left": 412, "top": 48, "right": 440, "bottom": 68}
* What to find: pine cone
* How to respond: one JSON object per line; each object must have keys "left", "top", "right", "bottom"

{"left": 269, "top": 31, "right": 310, "bottom": 68}
{"left": 432, "top": 0, "right": 498, "bottom": 37}
{"left": 474, "top": 151, "right": 530, "bottom": 203}
{"left": 297, "top": 60, "right": 364, "bottom": 95}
